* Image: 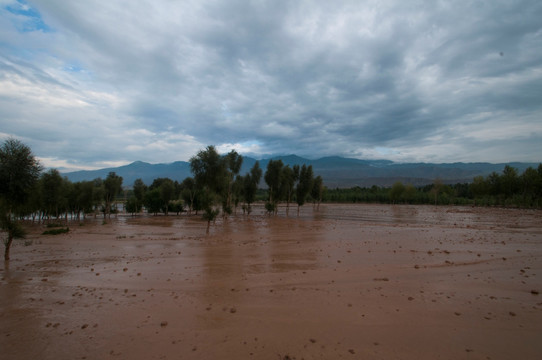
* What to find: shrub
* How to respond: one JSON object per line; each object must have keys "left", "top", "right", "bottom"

{"left": 42, "top": 227, "right": 69, "bottom": 235}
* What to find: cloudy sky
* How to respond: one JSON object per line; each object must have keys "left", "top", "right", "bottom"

{"left": 1, "top": 0, "right": 541, "bottom": 171}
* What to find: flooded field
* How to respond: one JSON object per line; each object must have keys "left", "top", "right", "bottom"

{"left": 1, "top": 204, "right": 541, "bottom": 359}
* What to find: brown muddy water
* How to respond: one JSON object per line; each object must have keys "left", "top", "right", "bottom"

{"left": 1, "top": 204, "right": 541, "bottom": 359}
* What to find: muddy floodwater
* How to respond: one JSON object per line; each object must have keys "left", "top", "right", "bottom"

{"left": 1, "top": 204, "right": 542, "bottom": 359}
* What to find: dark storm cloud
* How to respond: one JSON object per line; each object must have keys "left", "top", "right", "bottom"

{"left": 0, "top": 0, "right": 541, "bottom": 170}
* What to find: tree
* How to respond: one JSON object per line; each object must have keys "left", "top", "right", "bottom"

{"left": 242, "top": 161, "right": 262, "bottom": 214}
{"left": 403, "top": 184, "right": 417, "bottom": 204}
{"left": 431, "top": 178, "right": 443, "bottom": 205}
{"left": 311, "top": 175, "right": 324, "bottom": 209}
{"left": 91, "top": 178, "right": 105, "bottom": 217}
{"left": 190, "top": 145, "right": 227, "bottom": 194}
{"left": 501, "top": 165, "right": 519, "bottom": 202}
{"left": 223, "top": 150, "right": 243, "bottom": 216}
{"left": 143, "top": 188, "right": 162, "bottom": 215}
{"left": 40, "top": 169, "right": 65, "bottom": 220}
{"left": 125, "top": 196, "right": 141, "bottom": 216}
{"left": 103, "top": 172, "right": 123, "bottom": 219}
{"left": 0, "top": 138, "right": 42, "bottom": 261}
{"left": 232, "top": 175, "right": 244, "bottom": 214}
{"left": 264, "top": 159, "right": 283, "bottom": 215}
{"left": 296, "top": 164, "right": 314, "bottom": 215}
{"left": 189, "top": 146, "right": 228, "bottom": 231}
{"left": 78, "top": 181, "right": 95, "bottom": 217}
{"left": 280, "top": 165, "right": 299, "bottom": 215}
{"left": 389, "top": 181, "right": 405, "bottom": 204}
{"left": 156, "top": 178, "right": 175, "bottom": 215}
{"left": 180, "top": 177, "right": 197, "bottom": 214}
{"left": 470, "top": 176, "right": 488, "bottom": 206}
{"left": 133, "top": 178, "right": 147, "bottom": 211}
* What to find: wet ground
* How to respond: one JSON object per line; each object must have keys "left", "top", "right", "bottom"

{"left": 1, "top": 204, "right": 541, "bottom": 359}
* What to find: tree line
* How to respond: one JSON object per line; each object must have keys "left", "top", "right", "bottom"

{"left": 0, "top": 140, "right": 325, "bottom": 260}
{"left": 325, "top": 164, "right": 542, "bottom": 208}
{"left": 2, "top": 138, "right": 541, "bottom": 260}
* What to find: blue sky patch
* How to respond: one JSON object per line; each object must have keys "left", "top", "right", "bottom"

{"left": 5, "top": 0, "right": 51, "bottom": 33}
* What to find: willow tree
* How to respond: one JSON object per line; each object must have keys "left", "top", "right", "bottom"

{"left": 223, "top": 150, "right": 243, "bottom": 216}
{"left": 0, "top": 138, "right": 42, "bottom": 261}
{"left": 311, "top": 175, "right": 324, "bottom": 209}
{"left": 264, "top": 159, "right": 283, "bottom": 215}
{"left": 189, "top": 146, "right": 228, "bottom": 232}
{"left": 103, "top": 172, "right": 123, "bottom": 219}
{"left": 295, "top": 164, "right": 314, "bottom": 215}
{"left": 280, "top": 165, "right": 299, "bottom": 215}
{"left": 40, "top": 169, "right": 65, "bottom": 220}
{"left": 243, "top": 161, "right": 262, "bottom": 214}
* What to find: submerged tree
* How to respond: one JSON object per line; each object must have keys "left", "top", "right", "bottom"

{"left": 180, "top": 177, "right": 197, "bottom": 214}
{"left": 242, "top": 161, "right": 262, "bottom": 214}
{"left": 189, "top": 146, "right": 229, "bottom": 232}
{"left": 132, "top": 178, "right": 147, "bottom": 211}
{"left": 311, "top": 175, "right": 324, "bottom": 209}
{"left": 296, "top": 164, "right": 314, "bottom": 215}
{"left": 280, "top": 165, "right": 299, "bottom": 215}
{"left": 264, "top": 159, "right": 283, "bottom": 215}
{"left": 0, "top": 138, "right": 42, "bottom": 261}
{"left": 223, "top": 150, "right": 243, "bottom": 216}
{"left": 103, "top": 172, "right": 123, "bottom": 219}
{"left": 40, "top": 169, "right": 65, "bottom": 220}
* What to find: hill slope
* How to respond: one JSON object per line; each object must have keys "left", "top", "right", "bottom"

{"left": 63, "top": 156, "right": 538, "bottom": 188}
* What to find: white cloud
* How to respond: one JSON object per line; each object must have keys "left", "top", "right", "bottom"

{"left": 1, "top": 0, "right": 541, "bottom": 167}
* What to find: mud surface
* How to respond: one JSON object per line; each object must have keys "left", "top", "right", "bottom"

{"left": 1, "top": 204, "right": 542, "bottom": 359}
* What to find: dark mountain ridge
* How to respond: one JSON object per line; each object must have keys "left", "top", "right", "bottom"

{"left": 62, "top": 156, "right": 539, "bottom": 188}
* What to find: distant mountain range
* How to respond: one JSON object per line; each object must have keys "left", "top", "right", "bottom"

{"left": 62, "top": 155, "right": 539, "bottom": 188}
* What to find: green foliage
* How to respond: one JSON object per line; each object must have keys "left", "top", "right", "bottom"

{"left": 143, "top": 188, "right": 162, "bottom": 215}
{"left": 190, "top": 145, "right": 227, "bottom": 195}
{"left": 1, "top": 214, "right": 26, "bottom": 241}
{"left": 243, "top": 161, "right": 262, "bottom": 210}
{"left": 280, "top": 165, "right": 298, "bottom": 211}
{"left": 158, "top": 178, "right": 175, "bottom": 215}
{"left": 296, "top": 164, "right": 314, "bottom": 211}
{"left": 103, "top": 172, "right": 123, "bottom": 218}
{"left": 0, "top": 138, "right": 42, "bottom": 209}
{"left": 180, "top": 177, "right": 197, "bottom": 213}
{"left": 323, "top": 164, "right": 542, "bottom": 208}
{"left": 125, "top": 196, "right": 142, "bottom": 215}
{"left": 202, "top": 207, "right": 220, "bottom": 222}
{"left": 1, "top": 138, "right": 41, "bottom": 260}
{"left": 389, "top": 181, "right": 405, "bottom": 203}
{"left": 264, "top": 159, "right": 283, "bottom": 207}
{"left": 265, "top": 201, "right": 276, "bottom": 214}
{"left": 311, "top": 175, "right": 324, "bottom": 207}
{"left": 133, "top": 178, "right": 147, "bottom": 203}
{"left": 40, "top": 169, "right": 65, "bottom": 218}
{"left": 168, "top": 200, "right": 184, "bottom": 215}
{"left": 42, "top": 227, "right": 69, "bottom": 235}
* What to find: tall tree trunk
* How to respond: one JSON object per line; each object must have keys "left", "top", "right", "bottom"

{"left": 4, "top": 233, "right": 13, "bottom": 261}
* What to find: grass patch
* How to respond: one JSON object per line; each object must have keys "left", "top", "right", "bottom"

{"left": 42, "top": 227, "right": 70, "bottom": 235}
